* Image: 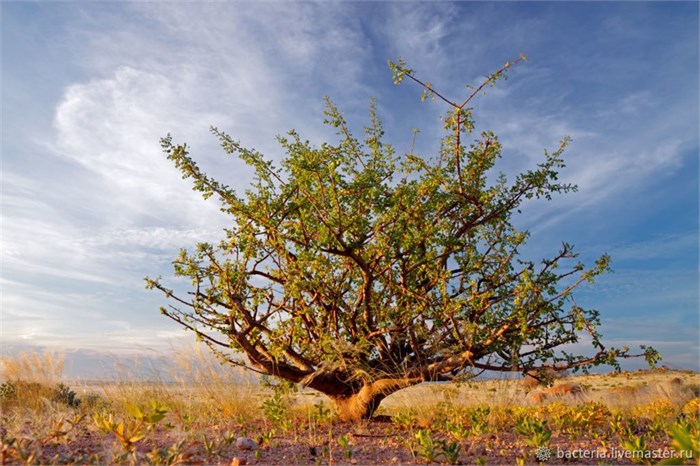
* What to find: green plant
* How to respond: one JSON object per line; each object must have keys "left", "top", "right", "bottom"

{"left": 658, "top": 421, "right": 699, "bottom": 465}
{"left": 1, "top": 437, "right": 38, "bottom": 465}
{"left": 44, "top": 413, "right": 86, "bottom": 444}
{"left": 52, "top": 383, "right": 81, "bottom": 407}
{"left": 261, "top": 391, "right": 292, "bottom": 431}
{"left": 259, "top": 429, "right": 276, "bottom": 447}
{"left": 93, "top": 412, "right": 146, "bottom": 453}
{"left": 202, "top": 434, "right": 218, "bottom": 456}
{"left": 445, "top": 419, "right": 469, "bottom": 441}
{"left": 148, "top": 54, "right": 657, "bottom": 423}
{"left": 467, "top": 406, "right": 491, "bottom": 436}
{"left": 439, "top": 439, "right": 462, "bottom": 464}
{"left": 515, "top": 418, "right": 551, "bottom": 447}
{"left": 393, "top": 410, "right": 417, "bottom": 430}
{"left": 199, "top": 432, "right": 235, "bottom": 457}
{"left": 311, "top": 400, "right": 333, "bottom": 424}
{"left": 93, "top": 400, "right": 168, "bottom": 452}
{"left": 415, "top": 429, "right": 439, "bottom": 463}
{"left": 338, "top": 433, "right": 353, "bottom": 459}
{"left": 146, "top": 440, "right": 189, "bottom": 465}
{"left": 609, "top": 411, "right": 626, "bottom": 434}
{"left": 619, "top": 434, "right": 653, "bottom": 465}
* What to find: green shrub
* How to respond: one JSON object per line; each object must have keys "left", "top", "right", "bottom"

{"left": 53, "top": 383, "right": 81, "bottom": 407}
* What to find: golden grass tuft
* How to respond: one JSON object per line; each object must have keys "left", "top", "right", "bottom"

{"left": 0, "top": 351, "right": 69, "bottom": 412}
{"left": 74, "top": 346, "right": 262, "bottom": 431}
{"left": 1, "top": 351, "right": 65, "bottom": 385}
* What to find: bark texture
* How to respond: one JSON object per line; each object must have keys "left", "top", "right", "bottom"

{"left": 323, "top": 377, "right": 423, "bottom": 422}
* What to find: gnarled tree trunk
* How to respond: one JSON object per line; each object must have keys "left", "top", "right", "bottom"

{"left": 316, "top": 377, "right": 424, "bottom": 422}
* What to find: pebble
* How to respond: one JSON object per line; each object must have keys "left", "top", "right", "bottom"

{"left": 235, "top": 437, "right": 259, "bottom": 451}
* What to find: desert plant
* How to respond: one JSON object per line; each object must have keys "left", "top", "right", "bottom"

{"left": 414, "top": 429, "right": 439, "bottom": 463}
{"left": 445, "top": 418, "right": 469, "bottom": 441}
{"left": 515, "top": 417, "right": 551, "bottom": 447}
{"left": 0, "top": 437, "right": 39, "bottom": 465}
{"left": 261, "top": 390, "right": 292, "bottom": 432}
{"left": 658, "top": 421, "right": 699, "bottom": 465}
{"left": 93, "top": 400, "right": 168, "bottom": 452}
{"left": 337, "top": 433, "right": 353, "bottom": 459}
{"left": 146, "top": 440, "right": 189, "bottom": 465}
{"left": 148, "top": 56, "right": 659, "bottom": 421}
{"left": 620, "top": 434, "right": 654, "bottom": 465}
{"left": 310, "top": 400, "right": 333, "bottom": 424}
{"left": 466, "top": 406, "right": 490, "bottom": 436}
{"left": 439, "top": 439, "right": 462, "bottom": 464}
{"left": 43, "top": 413, "right": 86, "bottom": 444}
{"left": 682, "top": 398, "right": 699, "bottom": 419}
{"left": 392, "top": 410, "right": 417, "bottom": 430}
{"left": 52, "top": 383, "right": 80, "bottom": 407}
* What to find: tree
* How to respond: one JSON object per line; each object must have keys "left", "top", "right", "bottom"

{"left": 147, "top": 57, "right": 659, "bottom": 422}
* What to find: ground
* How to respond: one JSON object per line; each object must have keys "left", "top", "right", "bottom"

{"left": 1, "top": 364, "right": 698, "bottom": 465}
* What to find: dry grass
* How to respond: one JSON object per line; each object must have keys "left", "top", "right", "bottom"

{"left": 1, "top": 351, "right": 698, "bottom": 465}
{"left": 1, "top": 351, "right": 65, "bottom": 386}
{"left": 72, "top": 347, "right": 262, "bottom": 430}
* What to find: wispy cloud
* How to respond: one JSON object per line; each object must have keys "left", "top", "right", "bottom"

{"left": 3, "top": 2, "right": 381, "bottom": 357}
{"left": 2, "top": 2, "right": 696, "bottom": 374}
{"left": 597, "top": 232, "right": 698, "bottom": 263}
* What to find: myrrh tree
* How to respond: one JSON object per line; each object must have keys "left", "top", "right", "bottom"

{"left": 147, "top": 57, "right": 659, "bottom": 421}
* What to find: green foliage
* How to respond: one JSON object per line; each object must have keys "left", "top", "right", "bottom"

{"left": 201, "top": 433, "right": 234, "bottom": 458}
{"left": 444, "top": 418, "right": 469, "bottom": 441}
{"left": 337, "top": 433, "right": 353, "bottom": 459}
{"left": 414, "top": 429, "right": 439, "bottom": 463}
{"left": 515, "top": 417, "right": 551, "bottom": 447}
{"left": 0, "top": 380, "right": 81, "bottom": 408}
{"left": 393, "top": 410, "right": 418, "bottom": 430}
{"left": 620, "top": 434, "right": 654, "bottom": 465}
{"left": 1, "top": 437, "right": 38, "bottom": 465}
{"left": 466, "top": 406, "right": 491, "bottom": 436}
{"left": 310, "top": 400, "right": 333, "bottom": 424}
{"left": 45, "top": 413, "right": 86, "bottom": 444}
{"left": 52, "top": 383, "right": 80, "bottom": 408}
{"left": 439, "top": 439, "right": 462, "bottom": 464}
{"left": 658, "top": 420, "right": 699, "bottom": 465}
{"left": 261, "top": 391, "right": 292, "bottom": 432}
{"left": 149, "top": 57, "right": 657, "bottom": 409}
{"left": 145, "top": 440, "right": 189, "bottom": 465}
{"left": 93, "top": 400, "right": 168, "bottom": 452}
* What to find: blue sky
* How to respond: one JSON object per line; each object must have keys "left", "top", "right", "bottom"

{"left": 2, "top": 2, "right": 698, "bottom": 378}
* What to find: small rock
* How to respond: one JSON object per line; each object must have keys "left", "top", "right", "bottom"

{"left": 236, "top": 437, "right": 259, "bottom": 451}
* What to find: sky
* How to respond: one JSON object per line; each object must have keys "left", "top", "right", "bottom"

{"left": 2, "top": 1, "right": 698, "bottom": 379}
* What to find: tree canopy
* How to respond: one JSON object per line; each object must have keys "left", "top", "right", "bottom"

{"left": 147, "top": 58, "right": 659, "bottom": 421}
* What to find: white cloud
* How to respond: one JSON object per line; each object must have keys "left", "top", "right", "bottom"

{"left": 488, "top": 87, "right": 696, "bottom": 234}
{"left": 3, "top": 3, "right": 381, "bottom": 363}
{"left": 51, "top": 65, "right": 228, "bottom": 227}
{"left": 2, "top": 3, "right": 696, "bottom": 375}
{"left": 383, "top": 2, "right": 468, "bottom": 74}
{"left": 601, "top": 232, "right": 698, "bottom": 262}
